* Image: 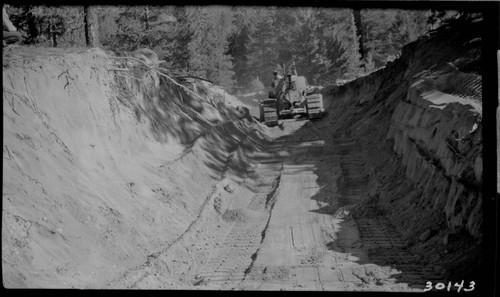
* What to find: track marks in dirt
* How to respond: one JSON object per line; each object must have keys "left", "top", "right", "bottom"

{"left": 194, "top": 217, "right": 268, "bottom": 287}
{"left": 354, "top": 205, "right": 444, "bottom": 288}
{"left": 104, "top": 126, "right": 259, "bottom": 289}
{"left": 192, "top": 163, "right": 284, "bottom": 289}
{"left": 336, "top": 138, "right": 443, "bottom": 290}
{"left": 105, "top": 181, "right": 226, "bottom": 288}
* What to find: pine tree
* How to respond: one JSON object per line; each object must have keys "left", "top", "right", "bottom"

{"left": 183, "top": 6, "right": 235, "bottom": 87}
{"left": 246, "top": 8, "right": 279, "bottom": 88}
{"left": 9, "top": 5, "right": 84, "bottom": 46}
{"left": 352, "top": 9, "right": 364, "bottom": 60}
{"left": 228, "top": 7, "right": 261, "bottom": 92}
{"left": 359, "top": 9, "right": 435, "bottom": 68}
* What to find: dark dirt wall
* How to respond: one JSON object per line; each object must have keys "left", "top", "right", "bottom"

{"left": 320, "top": 15, "right": 483, "bottom": 280}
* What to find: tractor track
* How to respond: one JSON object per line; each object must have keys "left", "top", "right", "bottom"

{"left": 104, "top": 127, "right": 256, "bottom": 289}
{"left": 108, "top": 120, "right": 446, "bottom": 291}
{"left": 192, "top": 161, "right": 284, "bottom": 289}
{"left": 336, "top": 137, "right": 444, "bottom": 290}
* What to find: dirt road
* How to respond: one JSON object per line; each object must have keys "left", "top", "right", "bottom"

{"left": 190, "top": 118, "right": 443, "bottom": 291}
{"left": 101, "top": 115, "right": 445, "bottom": 291}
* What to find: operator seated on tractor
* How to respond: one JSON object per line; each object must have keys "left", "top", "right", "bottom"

{"left": 271, "top": 69, "right": 283, "bottom": 93}
{"left": 285, "top": 71, "right": 303, "bottom": 108}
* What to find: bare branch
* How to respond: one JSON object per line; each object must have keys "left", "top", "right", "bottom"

{"left": 109, "top": 56, "right": 208, "bottom": 102}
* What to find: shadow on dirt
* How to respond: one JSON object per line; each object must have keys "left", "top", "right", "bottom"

{"left": 270, "top": 121, "right": 446, "bottom": 290}
{"left": 143, "top": 79, "right": 215, "bottom": 145}
{"left": 268, "top": 52, "right": 482, "bottom": 289}
{"left": 120, "top": 74, "right": 286, "bottom": 184}
{"left": 306, "top": 15, "right": 485, "bottom": 291}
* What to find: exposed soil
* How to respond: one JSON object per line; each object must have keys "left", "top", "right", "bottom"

{"left": 2, "top": 15, "right": 484, "bottom": 292}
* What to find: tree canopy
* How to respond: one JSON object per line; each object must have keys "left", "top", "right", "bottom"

{"left": 7, "top": 5, "right": 457, "bottom": 93}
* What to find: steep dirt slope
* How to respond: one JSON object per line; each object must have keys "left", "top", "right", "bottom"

{"left": 2, "top": 15, "right": 487, "bottom": 291}
{"left": 2, "top": 47, "right": 264, "bottom": 288}
{"left": 317, "top": 16, "right": 483, "bottom": 281}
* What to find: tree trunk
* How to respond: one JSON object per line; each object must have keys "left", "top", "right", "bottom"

{"left": 353, "top": 9, "right": 364, "bottom": 60}
{"left": 144, "top": 6, "right": 150, "bottom": 31}
{"left": 52, "top": 33, "right": 57, "bottom": 47}
{"left": 84, "top": 6, "right": 99, "bottom": 47}
{"left": 48, "top": 20, "right": 57, "bottom": 47}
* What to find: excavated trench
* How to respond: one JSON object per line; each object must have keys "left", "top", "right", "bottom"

{"left": 2, "top": 16, "right": 484, "bottom": 291}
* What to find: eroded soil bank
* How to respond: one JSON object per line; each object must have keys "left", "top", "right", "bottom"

{"left": 2, "top": 15, "right": 484, "bottom": 291}
{"left": 2, "top": 47, "right": 266, "bottom": 288}
{"left": 319, "top": 16, "right": 483, "bottom": 282}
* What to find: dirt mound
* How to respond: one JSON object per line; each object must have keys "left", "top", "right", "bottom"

{"left": 222, "top": 209, "right": 249, "bottom": 223}
{"left": 221, "top": 208, "right": 260, "bottom": 223}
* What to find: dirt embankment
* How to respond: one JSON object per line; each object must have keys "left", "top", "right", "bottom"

{"left": 320, "top": 16, "right": 483, "bottom": 280}
{"left": 2, "top": 15, "right": 486, "bottom": 290}
{"left": 2, "top": 47, "right": 265, "bottom": 288}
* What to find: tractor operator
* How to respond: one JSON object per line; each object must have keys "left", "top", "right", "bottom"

{"left": 271, "top": 70, "right": 283, "bottom": 91}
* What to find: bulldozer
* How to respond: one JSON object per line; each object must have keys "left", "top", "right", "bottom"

{"left": 259, "top": 61, "right": 325, "bottom": 126}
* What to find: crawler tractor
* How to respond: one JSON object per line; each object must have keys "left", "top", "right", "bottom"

{"left": 259, "top": 62, "right": 325, "bottom": 126}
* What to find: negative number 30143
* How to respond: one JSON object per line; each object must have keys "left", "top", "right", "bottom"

{"left": 424, "top": 280, "right": 475, "bottom": 292}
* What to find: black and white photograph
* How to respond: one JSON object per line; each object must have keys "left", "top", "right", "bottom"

{"left": 2, "top": 0, "right": 498, "bottom": 294}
